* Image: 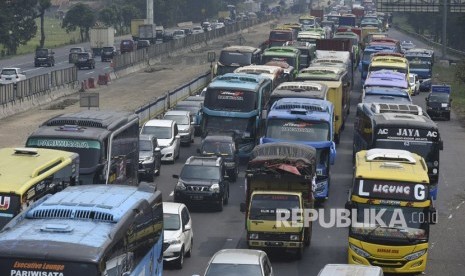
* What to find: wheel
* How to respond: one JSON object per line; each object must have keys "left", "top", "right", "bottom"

{"left": 224, "top": 189, "right": 229, "bottom": 205}
{"left": 335, "top": 133, "right": 340, "bottom": 144}
{"left": 446, "top": 113, "right": 451, "bottom": 121}
{"left": 185, "top": 238, "right": 193, "bottom": 257}
{"left": 304, "top": 225, "right": 312, "bottom": 247}
{"left": 216, "top": 197, "right": 224, "bottom": 212}
{"left": 147, "top": 171, "right": 155, "bottom": 183}
{"left": 174, "top": 247, "right": 184, "bottom": 269}
{"left": 34, "top": 63, "right": 38, "bottom": 67}
{"left": 155, "top": 163, "right": 161, "bottom": 176}
{"left": 230, "top": 169, "right": 238, "bottom": 182}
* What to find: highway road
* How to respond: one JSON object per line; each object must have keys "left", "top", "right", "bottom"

{"left": 0, "top": 15, "right": 463, "bottom": 276}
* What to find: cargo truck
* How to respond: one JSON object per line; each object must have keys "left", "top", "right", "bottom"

{"left": 240, "top": 143, "right": 316, "bottom": 259}
{"left": 131, "top": 19, "right": 149, "bottom": 41}
{"left": 139, "top": 24, "right": 158, "bottom": 44}
{"left": 89, "top": 27, "right": 115, "bottom": 56}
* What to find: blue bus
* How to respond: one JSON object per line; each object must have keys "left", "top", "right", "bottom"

{"left": 202, "top": 73, "right": 273, "bottom": 157}
{"left": 0, "top": 184, "right": 164, "bottom": 276}
{"left": 358, "top": 45, "right": 396, "bottom": 84}
{"left": 260, "top": 98, "right": 336, "bottom": 200}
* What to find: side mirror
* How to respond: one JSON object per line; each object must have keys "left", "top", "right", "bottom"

{"left": 175, "top": 135, "right": 181, "bottom": 139}
{"left": 450, "top": 98, "right": 453, "bottom": 102}
{"left": 172, "top": 174, "right": 179, "bottom": 179}
{"left": 184, "top": 224, "right": 192, "bottom": 232}
{"left": 154, "top": 147, "right": 161, "bottom": 152}
{"left": 425, "top": 97, "right": 429, "bottom": 102}
{"left": 261, "top": 110, "right": 268, "bottom": 119}
{"left": 196, "top": 148, "right": 201, "bottom": 154}
{"left": 240, "top": 202, "right": 246, "bottom": 212}
{"left": 330, "top": 142, "right": 336, "bottom": 165}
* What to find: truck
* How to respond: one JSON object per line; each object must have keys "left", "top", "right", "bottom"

{"left": 310, "top": 9, "right": 324, "bottom": 21}
{"left": 338, "top": 15, "right": 356, "bottom": 27}
{"left": 89, "top": 27, "right": 115, "bottom": 57}
{"left": 131, "top": 19, "right": 149, "bottom": 41}
{"left": 138, "top": 24, "right": 157, "bottom": 44}
{"left": 240, "top": 142, "right": 316, "bottom": 259}
{"left": 260, "top": 98, "right": 336, "bottom": 200}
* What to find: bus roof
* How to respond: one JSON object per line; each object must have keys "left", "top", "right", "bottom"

{"left": 221, "top": 45, "right": 260, "bottom": 53}
{"left": 0, "top": 185, "right": 161, "bottom": 263}
{"left": 0, "top": 148, "right": 78, "bottom": 194}
{"left": 272, "top": 82, "right": 328, "bottom": 99}
{"left": 298, "top": 67, "right": 346, "bottom": 81}
{"left": 28, "top": 111, "right": 138, "bottom": 141}
{"left": 271, "top": 97, "right": 333, "bottom": 114}
{"left": 355, "top": 149, "right": 429, "bottom": 183}
{"left": 263, "top": 47, "right": 300, "bottom": 57}
{"left": 373, "top": 113, "right": 437, "bottom": 129}
{"left": 209, "top": 73, "right": 270, "bottom": 90}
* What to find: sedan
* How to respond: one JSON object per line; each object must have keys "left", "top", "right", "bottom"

{"left": 163, "top": 202, "right": 193, "bottom": 269}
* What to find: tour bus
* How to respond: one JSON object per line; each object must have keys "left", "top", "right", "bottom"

{"left": 268, "top": 27, "right": 297, "bottom": 48}
{"left": 202, "top": 73, "right": 272, "bottom": 157}
{"left": 368, "top": 55, "right": 409, "bottom": 82}
{"left": 214, "top": 45, "right": 262, "bottom": 76}
{"left": 295, "top": 66, "right": 351, "bottom": 144}
{"left": 234, "top": 65, "right": 286, "bottom": 89}
{"left": 261, "top": 98, "right": 336, "bottom": 200}
{"left": 0, "top": 184, "right": 163, "bottom": 276}
{"left": 26, "top": 111, "right": 140, "bottom": 185}
{"left": 268, "top": 81, "right": 329, "bottom": 111}
{"left": 0, "top": 147, "right": 79, "bottom": 228}
{"left": 362, "top": 86, "right": 412, "bottom": 105}
{"left": 346, "top": 148, "right": 436, "bottom": 274}
{"left": 353, "top": 111, "right": 443, "bottom": 199}
{"left": 261, "top": 47, "right": 302, "bottom": 78}
{"left": 363, "top": 70, "right": 410, "bottom": 97}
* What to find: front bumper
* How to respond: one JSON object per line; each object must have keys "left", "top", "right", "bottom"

{"left": 160, "top": 145, "right": 176, "bottom": 161}
{"left": 163, "top": 242, "right": 183, "bottom": 262}
{"left": 179, "top": 133, "right": 191, "bottom": 144}
{"left": 174, "top": 190, "right": 223, "bottom": 205}
{"left": 314, "top": 178, "right": 329, "bottom": 199}
{"left": 138, "top": 161, "right": 154, "bottom": 175}
{"left": 426, "top": 108, "right": 450, "bottom": 118}
{"left": 248, "top": 239, "right": 303, "bottom": 249}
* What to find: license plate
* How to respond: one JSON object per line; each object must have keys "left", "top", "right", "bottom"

{"left": 190, "top": 195, "right": 203, "bottom": 200}
{"left": 79, "top": 58, "right": 86, "bottom": 62}
{"left": 6, "top": 78, "right": 11, "bottom": 80}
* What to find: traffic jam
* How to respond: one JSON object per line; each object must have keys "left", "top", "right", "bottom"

{"left": 0, "top": 1, "right": 453, "bottom": 276}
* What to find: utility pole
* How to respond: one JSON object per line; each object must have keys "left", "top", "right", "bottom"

{"left": 441, "top": 0, "right": 447, "bottom": 58}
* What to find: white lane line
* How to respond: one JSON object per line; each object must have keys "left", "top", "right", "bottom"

{"left": 85, "top": 71, "right": 94, "bottom": 75}
{"left": 456, "top": 200, "right": 465, "bottom": 210}
{"left": 448, "top": 214, "right": 453, "bottom": 219}
{"left": 169, "top": 191, "right": 174, "bottom": 197}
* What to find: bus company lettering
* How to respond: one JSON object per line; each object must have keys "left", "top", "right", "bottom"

{"left": 359, "top": 180, "right": 426, "bottom": 200}
{"left": 10, "top": 271, "right": 64, "bottom": 276}
{"left": 0, "top": 196, "right": 10, "bottom": 210}
{"left": 218, "top": 91, "right": 244, "bottom": 101}
{"left": 396, "top": 128, "right": 419, "bottom": 137}
{"left": 12, "top": 261, "right": 65, "bottom": 273}
{"left": 37, "top": 139, "right": 90, "bottom": 149}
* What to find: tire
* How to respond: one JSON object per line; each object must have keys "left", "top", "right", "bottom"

{"left": 185, "top": 239, "right": 193, "bottom": 257}
{"left": 174, "top": 247, "right": 184, "bottom": 269}
{"left": 147, "top": 171, "right": 155, "bottom": 183}
{"left": 446, "top": 113, "right": 451, "bottom": 121}
{"left": 335, "top": 133, "right": 340, "bottom": 145}
{"left": 155, "top": 163, "right": 161, "bottom": 176}
{"left": 216, "top": 197, "right": 224, "bottom": 212}
{"left": 224, "top": 189, "right": 229, "bottom": 205}
{"left": 230, "top": 169, "right": 238, "bottom": 182}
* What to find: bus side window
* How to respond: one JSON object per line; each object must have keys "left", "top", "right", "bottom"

{"left": 103, "top": 236, "right": 132, "bottom": 276}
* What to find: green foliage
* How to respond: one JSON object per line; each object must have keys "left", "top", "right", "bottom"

{"left": 62, "top": 3, "right": 96, "bottom": 42}
{"left": 455, "top": 59, "right": 465, "bottom": 84}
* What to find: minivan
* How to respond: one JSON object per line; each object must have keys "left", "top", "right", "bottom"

{"left": 140, "top": 119, "right": 181, "bottom": 163}
{"left": 120, "top": 39, "right": 136, "bottom": 53}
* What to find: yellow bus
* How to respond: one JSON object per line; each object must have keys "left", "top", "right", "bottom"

{"left": 346, "top": 148, "right": 436, "bottom": 274}
{"left": 0, "top": 147, "right": 79, "bottom": 228}
{"left": 368, "top": 56, "right": 409, "bottom": 76}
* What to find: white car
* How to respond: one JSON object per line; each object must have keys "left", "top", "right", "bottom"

{"left": 163, "top": 202, "right": 193, "bottom": 269}
{"left": 163, "top": 110, "right": 194, "bottom": 146}
{"left": 199, "top": 249, "right": 274, "bottom": 276}
{"left": 409, "top": 73, "right": 420, "bottom": 95}
{"left": 140, "top": 119, "right": 181, "bottom": 163}
{"left": 173, "top": 29, "right": 186, "bottom": 40}
{"left": 192, "top": 26, "right": 204, "bottom": 34}
{"left": 0, "top": 68, "right": 26, "bottom": 85}
{"left": 318, "top": 264, "right": 383, "bottom": 276}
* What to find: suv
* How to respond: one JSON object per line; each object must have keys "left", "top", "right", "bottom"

{"left": 426, "top": 91, "right": 452, "bottom": 120}
{"left": 101, "top": 46, "right": 117, "bottom": 62}
{"left": 137, "top": 40, "right": 151, "bottom": 49}
{"left": 120, "top": 39, "right": 136, "bottom": 53}
{"left": 34, "top": 48, "right": 55, "bottom": 67}
{"left": 69, "top": 47, "right": 85, "bottom": 63}
{"left": 163, "top": 110, "right": 194, "bottom": 146}
{"left": 138, "top": 134, "right": 162, "bottom": 181}
{"left": 0, "top": 68, "right": 26, "bottom": 85}
{"left": 173, "top": 156, "right": 229, "bottom": 211}
{"left": 197, "top": 134, "right": 238, "bottom": 182}
{"left": 75, "top": 52, "right": 95, "bottom": 69}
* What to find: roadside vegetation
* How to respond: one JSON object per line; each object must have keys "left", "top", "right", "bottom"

{"left": 433, "top": 63, "right": 465, "bottom": 118}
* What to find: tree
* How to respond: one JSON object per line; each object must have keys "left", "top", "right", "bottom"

{"left": 0, "top": 0, "right": 38, "bottom": 55}
{"left": 37, "top": 0, "right": 52, "bottom": 48}
{"left": 62, "top": 3, "right": 96, "bottom": 42}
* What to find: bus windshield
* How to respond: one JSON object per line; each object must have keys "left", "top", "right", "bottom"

{"left": 351, "top": 204, "right": 428, "bottom": 243}
{"left": 262, "top": 56, "right": 296, "bottom": 67}
{"left": 269, "top": 31, "right": 293, "bottom": 41}
{"left": 266, "top": 119, "right": 330, "bottom": 141}
{"left": 204, "top": 89, "right": 257, "bottom": 112}
{"left": 26, "top": 138, "right": 100, "bottom": 169}
{"left": 250, "top": 194, "right": 300, "bottom": 221}
{"left": 219, "top": 51, "right": 252, "bottom": 66}
{"left": 205, "top": 116, "right": 255, "bottom": 137}
{"left": 370, "top": 66, "right": 407, "bottom": 75}
{"left": 409, "top": 62, "right": 431, "bottom": 70}
{"left": 0, "top": 259, "right": 99, "bottom": 275}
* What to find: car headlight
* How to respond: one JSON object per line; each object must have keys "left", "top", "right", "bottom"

{"left": 433, "top": 160, "right": 439, "bottom": 167}
{"left": 404, "top": 249, "right": 426, "bottom": 261}
{"left": 179, "top": 128, "right": 189, "bottom": 133}
{"left": 175, "top": 181, "right": 186, "bottom": 190}
{"left": 249, "top": 233, "right": 259, "bottom": 240}
{"left": 290, "top": 234, "right": 300, "bottom": 241}
{"left": 210, "top": 183, "right": 220, "bottom": 193}
{"left": 142, "top": 156, "right": 154, "bottom": 163}
{"left": 349, "top": 244, "right": 371, "bottom": 258}
{"left": 166, "top": 239, "right": 182, "bottom": 245}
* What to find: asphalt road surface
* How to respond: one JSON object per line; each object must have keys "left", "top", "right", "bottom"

{"left": 0, "top": 17, "right": 464, "bottom": 276}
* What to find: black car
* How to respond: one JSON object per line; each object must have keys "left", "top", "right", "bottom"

{"left": 197, "top": 134, "right": 239, "bottom": 182}
{"left": 426, "top": 92, "right": 452, "bottom": 120}
{"left": 173, "top": 156, "right": 229, "bottom": 211}
{"left": 137, "top": 40, "right": 150, "bottom": 49}
{"left": 101, "top": 46, "right": 117, "bottom": 62}
{"left": 34, "top": 48, "right": 55, "bottom": 67}
{"left": 75, "top": 52, "right": 95, "bottom": 69}
{"left": 138, "top": 134, "right": 162, "bottom": 181}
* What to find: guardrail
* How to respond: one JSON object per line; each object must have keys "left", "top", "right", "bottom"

{"left": 0, "top": 67, "right": 78, "bottom": 106}
{"left": 113, "top": 17, "right": 271, "bottom": 70}
{"left": 392, "top": 24, "right": 465, "bottom": 60}
{"left": 135, "top": 70, "right": 211, "bottom": 125}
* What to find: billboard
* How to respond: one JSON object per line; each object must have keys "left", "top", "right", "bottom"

{"left": 377, "top": 0, "right": 440, "bottom": 12}
{"left": 450, "top": 0, "right": 465, "bottom": 12}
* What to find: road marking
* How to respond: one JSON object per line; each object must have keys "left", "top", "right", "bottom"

{"left": 448, "top": 214, "right": 453, "bottom": 219}
{"left": 456, "top": 200, "right": 465, "bottom": 209}
{"left": 169, "top": 191, "right": 174, "bottom": 197}
{"left": 85, "top": 71, "right": 94, "bottom": 75}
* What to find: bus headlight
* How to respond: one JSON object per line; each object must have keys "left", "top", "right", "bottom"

{"left": 249, "top": 233, "right": 259, "bottom": 240}
{"left": 175, "top": 181, "right": 186, "bottom": 190}
{"left": 433, "top": 168, "right": 438, "bottom": 174}
{"left": 290, "top": 234, "right": 300, "bottom": 241}
{"left": 404, "top": 249, "right": 426, "bottom": 261}
{"left": 349, "top": 244, "right": 371, "bottom": 258}
{"left": 210, "top": 183, "right": 220, "bottom": 193}
{"left": 433, "top": 161, "right": 439, "bottom": 167}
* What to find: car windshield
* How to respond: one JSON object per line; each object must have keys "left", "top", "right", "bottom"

{"left": 164, "top": 114, "right": 189, "bottom": 125}
{"left": 139, "top": 140, "right": 153, "bottom": 151}
{"left": 141, "top": 126, "right": 172, "bottom": 139}
{"left": 201, "top": 141, "right": 233, "bottom": 156}
{"left": 35, "top": 49, "right": 49, "bottom": 56}
{"left": 266, "top": 119, "right": 330, "bottom": 142}
{"left": 78, "top": 53, "right": 89, "bottom": 58}
{"left": 429, "top": 93, "right": 449, "bottom": 102}
{"left": 205, "top": 263, "right": 262, "bottom": 276}
{"left": 102, "top": 47, "right": 114, "bottom": 52}
{"left": 163, "top": 213, "right": 180, "bottom": 230}
{"left": 174, "top": 31, "right": 184, "bottom": 35}
{"left": 181, "top": 165, "right": 220, "bottom": 180}
{"left": 0, "top": 69, "right": 17, "bottom": 75}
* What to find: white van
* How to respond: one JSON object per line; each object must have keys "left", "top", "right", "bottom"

{"left": 318, "top": 264, "right": 383, "bottom": 276}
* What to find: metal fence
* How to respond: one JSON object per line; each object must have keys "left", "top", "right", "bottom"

{"left": 135, "top": 70, "right": 211, "bottom": 125}
{"left": 0, "top": 66, "right": 78, "bottom": 105}
{"left": 113, "top": 17, "right": 271, "bottom": 70}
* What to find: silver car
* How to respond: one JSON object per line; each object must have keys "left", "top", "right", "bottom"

{"left": 164, "top": 110, "right": 194, "bottom": 146}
